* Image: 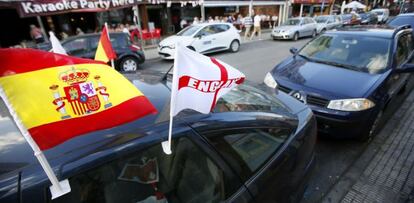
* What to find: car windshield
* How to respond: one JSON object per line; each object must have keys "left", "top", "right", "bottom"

{"left": 388, "top": 16, "right": 414, "bottom": 28}
{"left": 315, "top": 16, "right": 329, "bottom": 23}
{"left": 283, "top": 19, "right": 301, "bottom": 26}
{"left": 298, "top": 34, "right": 391, "bottom": 74}
{"left": 176, "top": 25, "right": 202, "bottom": 36}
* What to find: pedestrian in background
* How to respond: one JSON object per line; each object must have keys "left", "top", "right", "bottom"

{"left": 250, "top": 13, "right": 262, "bottom": 40}
{"left": 29, "top": 24, "right": 44, "bottom": 44}
{"left": 76, "top": 28, "right": 84, "bottom": 35}
{"left": 193, "top": 17, "right": 200, "bottom": 25}
{"left": 243, "top": 15, "right": 253, "bottom": 40}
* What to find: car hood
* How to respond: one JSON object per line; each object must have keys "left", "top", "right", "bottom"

{"left": 274, "top": 25, "right": 299, "bottom": 31}
{"left": 272, "top": 58, "right": 383, "bottom": 98}
{"left": 159, "top": 35, "right": 193, "bottom": 47}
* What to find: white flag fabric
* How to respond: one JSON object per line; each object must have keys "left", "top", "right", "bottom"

{"left": 171, "top": 44, "right": 245, "bottom": 116}
{"left": 49, "top": 31, "right": 67, "bottom": 55}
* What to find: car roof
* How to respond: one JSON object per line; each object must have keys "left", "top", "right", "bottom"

{"left": 328, "top": 25, "right": 399, "bottom": 39}
{"left": 196, "top": 22, "right": 234, "bottom": 26}
{"left": 396, "top": 13, "right": 414, "bottom": 17}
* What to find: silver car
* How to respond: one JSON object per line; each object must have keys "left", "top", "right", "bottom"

{"left": 271, "top": 17, "right": 318, "bottom": 41}
{"left": 314, "top": 15, "right": 343, "bottom": 34}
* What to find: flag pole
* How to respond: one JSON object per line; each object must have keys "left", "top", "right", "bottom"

{"left": 105, "top": 22, "right": 115, "bottom": 69}
{"left": 0, "top": 86, "right": 71, "bottom": 199}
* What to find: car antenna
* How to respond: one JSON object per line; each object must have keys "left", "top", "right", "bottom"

{"left": 162, "top": 64, "right": 174, "bottom": 81}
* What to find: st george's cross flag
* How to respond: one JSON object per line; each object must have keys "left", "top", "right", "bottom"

{"left": 171, "top": 44, "right": 245, "bottom": 116}
{"left": 0, "top": 48, "right": 156, "bottom": 151}
{"left": 94, "top": 25, "right": 117, "bottom": 63}
{"left": 162, "top": 44, "right": 245, "bottom": 154}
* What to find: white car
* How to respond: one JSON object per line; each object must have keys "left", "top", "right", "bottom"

{"left": 371, "top": 8, "right": 389, "bottom": 23}
{"left": 158, "top": 23, "right": 241, "bottom": 59}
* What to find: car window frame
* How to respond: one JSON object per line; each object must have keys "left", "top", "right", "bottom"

{"left": 394, "top": 31, "right": 414, "bottom": 68}
{"left": 62, "top": 37, "right": 90, "bottom": 55}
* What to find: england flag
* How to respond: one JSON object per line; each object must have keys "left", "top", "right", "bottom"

{"left": 171, "top": 44, "right": 245, "bottom": 116}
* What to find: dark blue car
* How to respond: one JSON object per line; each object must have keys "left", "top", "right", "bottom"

{"left": 265, "top": 25, "right": 414, "bottom": 140}
{"left": 0, "top": 72, "right": 316, "bottom": 202}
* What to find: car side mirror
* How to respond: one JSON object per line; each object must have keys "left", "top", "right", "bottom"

{"left": 396, "top": 63, "right": 414, "bottom": 73}
{"left": 290, "top": 47, "right": 298, "bottom": 55}
{"left": 195, "top": 33, "right": 203, "bottom": 39}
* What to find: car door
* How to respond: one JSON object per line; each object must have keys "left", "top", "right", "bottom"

{"left": 31, "top": 124, "right": 251, "bottom": 203}
{"left": 191, "top": 25, "right": 216, "bottom": 53}
{"left": 61, "top": 38, "right": 89, "bottom": 58}
{"left": 193, "top": 113, "right": 302, "bottom": 202}
{"left": 298, "top": 19, "right": 307, "bottom": 37}
{"left": 211, "top": 24, "right": 232, "bottom": 51}
{"left": 388, "top": 32, "right": 414, "bottom": 99}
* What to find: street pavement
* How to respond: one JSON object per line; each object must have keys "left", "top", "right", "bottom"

{"left": 132, "top": 35, "right": 414, "bottom": 203}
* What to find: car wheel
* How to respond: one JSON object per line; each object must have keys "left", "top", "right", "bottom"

{"left": 293, "top": 32, "right": 299, "bottom": 41}
{"left": 229, "top": 40, "right": 240, "bottom": 53}
{"left": 312, "top": 30, "right": 316, "bottom": 38}
{"left": 120, "top": 56, "right": 138, "bottom": 72}
{"left": 321, "top": 28, "right": 327, "bottom": 33}
{"left": 360, "top": 110, "right": 383, "bottom": 141}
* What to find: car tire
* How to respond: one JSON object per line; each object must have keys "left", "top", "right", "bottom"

{"left": 359, "top": 109, "right": 384, "bottom": 141}
{"left": 120, "top": 56, "right": 139, "bottom": 72}
{"left": 311, "top": 30, "right": 317, "bottom": 38}
{"left": 293, "top": 32, "right": 299, "bottom": 41}
{"left": 229, "top": 40, "right": 240, "bottom": 53}
{"left": 321, "top": 28, "right": 327, "bottom": 33}
{"left": 186, "top": 46, "right": 196, "bottom": 51}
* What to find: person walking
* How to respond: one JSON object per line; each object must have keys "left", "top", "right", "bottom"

{"left": 243, "top": 15, "right": 253, "bottom": 40}
{"left": 250, "top": 13, "right": 262, "bottom": 40}
{"left": 29, "top": 24, "right": 44, "bottom": 44}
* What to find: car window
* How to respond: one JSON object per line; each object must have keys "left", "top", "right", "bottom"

{"left": 214, "top": 83, "right": 292, "bottom": 115}
{"left": 206, "top": 128, "right": 291, "bottom": 181}
{"left": 51, "top": 137, "right": 228, "bottom": 203}
{"left": 396, "top": 33, "right": 414, "bottom": 67}
{"left": 176, "top": 25, "right": 202, "bottom": 36}
{"left": 213, "top": 24, "right": 230, "bottom": 33}
{"left": 63, "top": 38, "right": 88, "bottom": 55}
{"left": 299, "top": 34, "right": 391, "bottom": 74}
{"left": 197, "top": 25, "right": 216, "bottom": 36}
{"left": 90, "top": 34, "right": 127, "bottom": 50}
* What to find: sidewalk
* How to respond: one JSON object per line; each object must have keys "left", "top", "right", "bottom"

{"left": 142, "top": 29, "right": 272, "bottom": 60}
{"left": 323, "top": 88, "right": 414, "bottom": 203}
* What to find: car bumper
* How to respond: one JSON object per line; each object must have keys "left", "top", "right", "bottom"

{"left": 158, "top": 47, "right": 175, "bottom": 60}
{"left": 271, "top": 32, "right": 293, "bottom": 39}
{"left": 310, "top": 106, "right": 377, "bottom": 138}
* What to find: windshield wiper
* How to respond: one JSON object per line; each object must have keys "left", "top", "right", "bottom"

{"left": 316, "top": 60, "right": 361, "bottom": 71}
{"left": 297, "top": 54, "right": 315, "bottom": 62}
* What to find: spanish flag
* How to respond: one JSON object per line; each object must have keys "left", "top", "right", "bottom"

{"left": 94, "top": 25, "right": 117, "bottom": 63}
{"left": 0, "top": 49, "right": 157, "bottom": 150}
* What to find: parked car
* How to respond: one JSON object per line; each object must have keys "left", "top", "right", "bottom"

{"left": 371, "top": 8, "right": 390, "bottom": 23}
{"left": 0, "top": 72, "right": 316, "bottom": 202}
{"left": 271, "top": 17, "right": 318, "bottom": 41}
{"left": 314, "top": 15, "right": 343, "bottom": 34}
{"left": 158, "top": 23, "right": 241, "bottom": 60}
{"left": 264, "top": 25, "right": 414, "bottom": 140}
{"left": 359, "top": 12, "right": 378, "bottom": 24}
{"left": 61, "top": 32, "right": 145, "bottom": 72}
{"left": 341, "top": 13, "right": 361, "bottom": 25}
{"left": 387, "top": 13, "right": 414, "bottom": 33}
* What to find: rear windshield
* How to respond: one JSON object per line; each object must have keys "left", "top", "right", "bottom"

{"left": 214, "top": 83, "right": 291, "bottom": 115}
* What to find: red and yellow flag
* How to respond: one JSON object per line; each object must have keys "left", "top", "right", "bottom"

{"left": 0, "top": 49, "right": 156, "bottom": 150}
{"left": 94, "top": 26, "right": 117, "bottom": 63}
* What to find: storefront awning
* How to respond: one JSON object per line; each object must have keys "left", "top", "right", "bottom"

{"left": 0, "top": 0, "right": 200, "bottom": 17}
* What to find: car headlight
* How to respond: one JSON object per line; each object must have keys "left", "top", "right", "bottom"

{"left": 327, "top": 98, "right": 375, "bottom": 111}
{"left": 264, "top": 72, "right": 278, "bottom": 89}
